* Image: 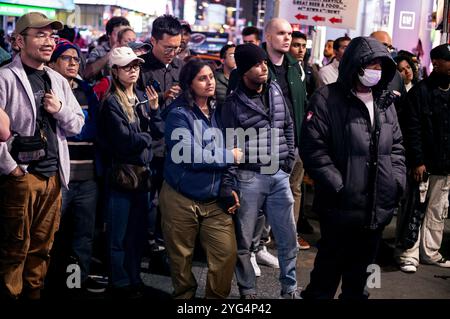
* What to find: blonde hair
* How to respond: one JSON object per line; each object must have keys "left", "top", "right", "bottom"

{"left": 109, "top": 69, "right": 136, "bottom": 123}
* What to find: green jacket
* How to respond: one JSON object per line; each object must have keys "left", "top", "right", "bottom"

{"left": 263, "top": 43, "right": 307, "bottom": 146}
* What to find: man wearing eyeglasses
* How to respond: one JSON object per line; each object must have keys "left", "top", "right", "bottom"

{"left": 0, "top": 13, "right": 84, "bottom": 300}
{"left": 140, "top": 15, "right": 183, "bottom": 109}
{"left": 48, "top": 39, "right": 102, "bottom": 294}
{"left": 138, "top": 15, "right": 184, "bottom": 253}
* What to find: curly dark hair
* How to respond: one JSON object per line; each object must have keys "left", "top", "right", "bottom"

{"left": 394, "top": 54, "right": 418, "bottom": 84}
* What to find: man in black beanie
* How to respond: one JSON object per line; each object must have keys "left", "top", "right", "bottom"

{"left": 395, "top": 43, "right": 450, "bottom": 271}
{"left": 220, "top": 43, "right": 300, "bottom": 299}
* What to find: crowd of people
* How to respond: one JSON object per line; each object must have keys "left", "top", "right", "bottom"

{"left": 0, "top": 11, "right": 449, "bottom": 301}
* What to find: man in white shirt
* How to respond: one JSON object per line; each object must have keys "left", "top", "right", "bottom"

{"left": 318, "top": 36, "right": 351, "bottom": 86}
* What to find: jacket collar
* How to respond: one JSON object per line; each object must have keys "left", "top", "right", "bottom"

{"left": 9, "top": 55, "right": 37, "bottom": 118}
{"left": 9, "top": 55, "right": 61, "bottom": 119}
{"left": 235, "top": 81, "right": 270, "bottom": 118}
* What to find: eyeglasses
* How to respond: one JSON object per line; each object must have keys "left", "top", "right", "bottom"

{"left": 21, "top": 31, "right": 60, "bottom": 43}
{"left": 120, "top": 64, "right": 141, "bottom": 72}
{"left": 162, "top": 45, "right": 181, "bottom": 55}
{"left": 59, "top": 55, "right": 81, "bottom": 64}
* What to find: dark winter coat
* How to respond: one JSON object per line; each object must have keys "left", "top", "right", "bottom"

{"left": 263, "top": 43, "right": 307, "bottom": 146}
{"left": 220, "top": 80, "right": 295, "bottom": 175}
{"left": 98, "top": 88, "right": 164, "bottom": 167}
{"left": 404, "top": 72, "right": 450, "bottom": 174}
{"left": 300, "top": 37, "right": 406, "bottom": 229}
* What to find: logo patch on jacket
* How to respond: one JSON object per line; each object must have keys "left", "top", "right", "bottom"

{"left": 306, "top": 111, "right": 314, "bottom": 121}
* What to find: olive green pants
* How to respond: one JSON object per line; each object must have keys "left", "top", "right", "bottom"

{"left": 160, "top": 182, "right": 237, "bottom": 299}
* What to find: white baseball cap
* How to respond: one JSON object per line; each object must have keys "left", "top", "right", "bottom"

{"left": 109, "top": 46, "right": 144, "bottom": 68}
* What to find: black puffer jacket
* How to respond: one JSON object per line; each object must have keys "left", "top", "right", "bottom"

{"left": 300, "top": 37, "right": 406, "bottom": 229}
{"left": 220, "top": 80, "right": 295, "bottom": 174}
{"left": 404, "top": 72, "right": 450, "bottom": 174}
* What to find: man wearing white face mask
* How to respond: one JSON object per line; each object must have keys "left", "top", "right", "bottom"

{"left": 299, "top": 37, "right": 406, "bottom": 299}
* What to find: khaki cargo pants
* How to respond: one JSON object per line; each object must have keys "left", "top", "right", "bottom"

{"left": 395, "top": 175, "right": 450, "bottom": 266}
{"left": 160, "top": 182, "right": 237, "bottom": 299}
{"left": 0, "top": 173, "right": 61, "bottom": 299}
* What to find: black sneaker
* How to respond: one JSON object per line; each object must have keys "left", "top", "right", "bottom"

{"left": 83, "top": 277, "right": 107, "bottom": 293}
{"left": 111, "top": 285, "right": 143, "bottom": 299}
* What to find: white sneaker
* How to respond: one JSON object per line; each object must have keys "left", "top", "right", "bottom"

{"left": 424, "top": 258, "right": 450, "bottom": 268}
{"left": 250, "top": 252, "right": 261, "bottom": 277}
{"left": 399, "top": 261, "right": 417, "bottom": 273}
{"left": 256, "top": 246, "right": 279, "bottom": 269}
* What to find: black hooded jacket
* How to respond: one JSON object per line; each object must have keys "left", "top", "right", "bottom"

{"left": 300, "top": 37, "right": 406, "bottom": 229}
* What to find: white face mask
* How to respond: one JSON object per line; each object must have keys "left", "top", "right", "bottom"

{"left": 358, "top": 69, "right": 382, "bottom": 87}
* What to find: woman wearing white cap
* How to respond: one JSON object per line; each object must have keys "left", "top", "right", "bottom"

{"left": 97, "top": 46, "right": 163, "bottom": 298}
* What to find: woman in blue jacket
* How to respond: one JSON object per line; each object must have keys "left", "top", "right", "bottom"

{"left": 160, "top": 59, "right": 241, "bottom": 299}
{"left": 98, "top": 47, "right": 163, "bottom": 298}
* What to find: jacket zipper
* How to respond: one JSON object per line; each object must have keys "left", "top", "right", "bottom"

{"left": 369, "top": 102, "right": 382, "bottom": 229}
{"left": 351, "top": 94, "right": 379, "bottom": 228}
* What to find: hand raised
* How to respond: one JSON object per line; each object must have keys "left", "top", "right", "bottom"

{"left": 145, "top": 85, "right": 159, "bottom": 110}
{"left": 43, "top": 89, "right": 62, "bottom": 114}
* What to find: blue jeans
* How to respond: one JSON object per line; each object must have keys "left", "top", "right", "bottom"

{"left": 61, "top": 180, "right": 98, "bottom": 282}
{"left": 234, "top": 169, "right": 298, "bottom": 296}
{"left": 106, "top": 189, "right": 149, "bottom": 288}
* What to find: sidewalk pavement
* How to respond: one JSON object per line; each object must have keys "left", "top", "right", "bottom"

{"left": 141, "top": 215, "right": 450, "bottom": 299}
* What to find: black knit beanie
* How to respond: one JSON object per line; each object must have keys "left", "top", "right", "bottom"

{"left": 235, "top": 43, "right": 268, "bottom": 76}
{"left": 430, "top": 43, "right": 450, "bottom": 61}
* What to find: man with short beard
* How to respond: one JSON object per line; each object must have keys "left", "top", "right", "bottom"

{"left": 322, "top": 40, "right": 334, "bottom": 66}
{"left": 0, "top": 12, "right": 84, "bottom": 300}
{"left": 318, "top": 36, "right": 351, "bottom": 86}
{"left": 220, "top": 43, "right": 299, "bottom": 299}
